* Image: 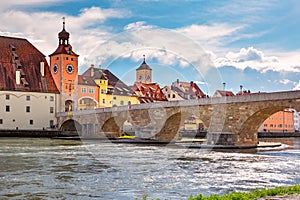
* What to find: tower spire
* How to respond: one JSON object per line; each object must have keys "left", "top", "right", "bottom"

{"left": 143, "top": 54, "right": 146, "bottom": 63}
{"left": 62, "top": 16, "right": 66, "bottom": 30}
{"left": 58, "top": 16, "right": 70, "bottom": 45}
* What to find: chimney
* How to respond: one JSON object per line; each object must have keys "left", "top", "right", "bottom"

{"left": 16, "top": 70, "right": 21, "bottom": 85}
{"left": 91, "top": 64, "right": 94, "bottom": 77}
{"left": 40, "top": 61, "right": 45, "bottom": 77}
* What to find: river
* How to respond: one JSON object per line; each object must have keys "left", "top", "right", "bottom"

{"left": 0, "top": 137, "right": 299, "bottom": 200}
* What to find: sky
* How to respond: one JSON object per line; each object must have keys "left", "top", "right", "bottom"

{"left": 1, "top": 0, "right": 300, "bottom": 95}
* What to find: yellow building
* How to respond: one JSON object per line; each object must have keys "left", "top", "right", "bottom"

{"left": 82, "top": 65, "right": 139, "bottom": 108}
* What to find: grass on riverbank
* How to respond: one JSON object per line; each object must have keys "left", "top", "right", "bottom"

{"left": 188, "top": 184, "right": 300, "bottom": 200}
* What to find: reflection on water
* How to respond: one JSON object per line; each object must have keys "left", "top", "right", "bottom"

{"left": 0, "top": 137, "right": 299, "bottom": 199}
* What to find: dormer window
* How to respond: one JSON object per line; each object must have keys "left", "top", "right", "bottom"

{"left": 9, "top": 44, "right": 16, "bottom": 51}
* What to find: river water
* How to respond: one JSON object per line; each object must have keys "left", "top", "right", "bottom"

{"left": 0, "top": 137, "right": 299, "bottom": 200}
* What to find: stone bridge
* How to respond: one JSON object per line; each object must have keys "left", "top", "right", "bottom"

{"left": 56, "top": 90, "right": 300, "bottom": 147}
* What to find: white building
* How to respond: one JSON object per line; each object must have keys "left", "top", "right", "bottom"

{"left": 0, "top": 36, "right": 59, "bottom": 130}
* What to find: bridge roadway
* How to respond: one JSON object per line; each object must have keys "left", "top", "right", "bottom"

{"left": 57, "top": 90, "right": 300, "bottom": 147}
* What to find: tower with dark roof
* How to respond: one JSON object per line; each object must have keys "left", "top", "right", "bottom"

{"left": 49, "top": 18, "right": 79, "bottom": 112}
{"left": 136, "top": 55, "right": 152, "bottom": 84}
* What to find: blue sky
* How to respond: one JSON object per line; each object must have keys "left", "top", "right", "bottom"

{"left": 1, "top": 0, "right": 300, "bottom": 95}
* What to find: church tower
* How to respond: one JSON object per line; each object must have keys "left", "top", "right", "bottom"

{"left": 49, "top": 18, "right": 79, "bottom": 112}
{"left": 136, "top": 55, "right": 152, "bottom": 84}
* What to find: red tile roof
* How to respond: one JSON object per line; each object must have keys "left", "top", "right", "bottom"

{"left": 214, "top": 90, "right": 235, "bottom": 97}
{"left": 171, "top": 81, "right": 206, "bottom": 99}
{"left": 132, "top": 82, "right": 167, "bottom": 103}
{"left": 0, "top": 36, "right": 59, "bottom": 93}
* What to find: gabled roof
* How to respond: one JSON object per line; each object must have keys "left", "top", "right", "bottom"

{"left": 78, "top": 75, "right": 99, "bottom": 87}
{"left": 0, "top": 36, "right": 59, "bottom": 93}
{"left": 82, "top": 67, "right": 135, "bottom": 96}
{"left": 171, "top": 81, "right": 206, "bottom": 99}
{"left": 214, "top": 90, "right": 235, "bottom": 97}
{"left": 132, "top": 82, "right": 167, "bottom": 102}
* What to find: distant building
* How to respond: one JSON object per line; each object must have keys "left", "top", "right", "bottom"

{"left": 171, "top": 79, "right": 206, "bottom": 99}
{"left": 213, "top": 90, "right": 235, "bottom": 97}
{"left": 132, "top": 57, "right": 167, "bottom": 103}
{"left": 82, "top": 65, "right": 139, "bottom": 108}
{"left": 258, "top": 109, "right": 295, "bottom": 132}
{"left": 161, "top": 86, "right": 184, "bottom": 101}
{"left": 0, "top": 36, "right": 59, "bottom": 130}
{"left": 78, "top": 74, "right": 99, "bottom": 110}
{"left": 136, "top": 55, "right": 152, "bottom": 84}
{"left": 132, "top": 82, "right": 167, "bottom": 103}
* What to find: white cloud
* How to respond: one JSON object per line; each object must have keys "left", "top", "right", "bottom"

{"left": 0, "top": 7, "right": 128, "bottom": 66}
{"left": 86, "top": 27, "right": 215, "bottom": 76}
{"left": 214, "top": 47, "right": 300, "bottom": 73}
{"left": 124, "top": 21, "right": 153, "bottom": 31}
{"left": 279, "top": 79, "right": 292, "bottom": 85}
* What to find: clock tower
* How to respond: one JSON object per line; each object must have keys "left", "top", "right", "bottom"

{"left": 49, "top": 18, "right": 79, "bottom": 112}
{"left": 136, "top": 55, "right": 152, "bottom": 84}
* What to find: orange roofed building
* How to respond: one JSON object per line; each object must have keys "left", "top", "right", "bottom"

{"left": 213, "top": 90, "right": 235, "bottom": 97}
{"left": 170, "top": 79, "right": 206, "bottom": 100}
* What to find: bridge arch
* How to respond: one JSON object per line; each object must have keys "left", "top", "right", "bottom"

{"left": 238, "top": 105, "right": 292, "bottom": 145}
{"left": 155, "top": 110, "right": 210, "bottom": 142}
{"left": 101, "top": 116, "right": 127, "bottom": 137}
{"left": 60, "top": 119, "right": 82, "bottom": 136}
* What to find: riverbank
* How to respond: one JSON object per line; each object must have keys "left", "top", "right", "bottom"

{"left": 0, "top": 129, "right": 64, "bottom": 137}
{"left": 187, "top": 185, "right": 300, "bottom": 200}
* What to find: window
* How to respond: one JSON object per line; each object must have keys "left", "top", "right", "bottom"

{"left": 173, "top": 94, "right": 176, "bottom": 98}
{"left": 26, "top": 106, "right": 30, "bottom": 113}
{"left": 6, "top": 95, "right": 9, "bottom": 100}
{"left": 128, "top": 101, "right": 131, "bottom": 105}
{"left": 56, "top": 57, "right": 59, "bottom": 60}
{"left": 89, "top": 88, "right": 94, "bottom": 94}
{"left": 101, "top": 89, "right": 106, "bottom": 94}
{"left": 113, "top": 96, "right": 116, "bottom": 100}
{"left": 65, "top": 57, "right": 69, "bottom": 60}
{"left": 0, "top": 119, "right": 3, "bottom": 124}
{"left": 81, "top": 87, "right": 87, "bottom": 93}
{"left": 71, "top": 58, "right": 75, "bottom": 61}
{"left": 102, "top": 99, "right": 105, "bottom": 104}
{"left": 50, "top": 120, "right": 54, "bottom": 128}
{"left": 80, "top": 100, "right": 83, "bottom": 104}
{"left": 29, "top": 120, "right": 33, "bottom": 125}
{"left": 6, "top": 105, "right": 10, "bottom": 112}
{"left": 120, "top": 100, "right": 124, "bottom": 106}
{"left": 50, "top": 96, "right": 54, "bottom": 101}
{"left": 26, "top": 95, "right": 30, "bottom": 101}
{"left": 50, "top": 107, "right": 54, "bottom": 114}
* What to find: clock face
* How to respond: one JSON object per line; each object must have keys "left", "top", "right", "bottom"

{"left": 146, "top": 74, "right": 151, "bottom": 80}
{"left": 66, "top": 64, "right": 74, "bottom": 74}
{"left": 53, "top": 64, "right": 58, "bottom": 74}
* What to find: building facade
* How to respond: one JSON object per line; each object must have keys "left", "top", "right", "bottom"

{"left": 82, "top": 65, "right": 139, "bottom": 108}
{"left": 0, "top": 36, "right": 59, "bottom": 130}
{"left": 258, "top": 109, "right": 295, "bottom": 132}
{"left": 78, "top": 75, "right": 99, "bottom": 110}
{"left": 171, "top": 79, "right": 206, "bottom": 99}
